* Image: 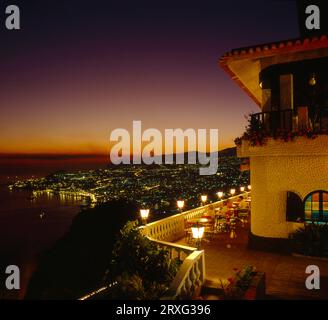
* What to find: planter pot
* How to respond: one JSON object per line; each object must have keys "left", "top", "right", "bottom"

{"left": 224, "top": 272, "right": 266, "bottom": 300}
{"left": 242, "top": 272, "right": 266, "bottom": 300}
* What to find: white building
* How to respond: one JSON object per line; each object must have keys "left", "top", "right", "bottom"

{"left": 220, "top": 34, "right": 328, "bottom": 251}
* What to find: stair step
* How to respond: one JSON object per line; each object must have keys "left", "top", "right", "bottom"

{"left": 202, "top": 279, "right": 225, "bottom": 296}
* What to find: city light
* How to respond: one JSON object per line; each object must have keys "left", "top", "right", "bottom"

{"left": 240, "top": 186, "right": 245, "bottom": 192}
{"left": 230, "top": 188, "right": 236, "bottom": 195}
{"left": 248, "top": 185, "right": 252, "bottom": 191}
{"left": 9, "top": 156, "right": 246, "bottom": 216}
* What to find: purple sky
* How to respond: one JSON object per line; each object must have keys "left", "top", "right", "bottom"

{"left": 0, "top": 0, "right": 299, "bottom": 154}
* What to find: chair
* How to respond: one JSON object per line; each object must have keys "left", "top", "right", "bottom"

{"left": 238, "top": 209, "right": 249, "bottom": 227}
{"left": 215, "top": 216, "right": 228, "bottom": 233}
{"left": 233, "top": 209, "right": 239, "bottom": 218}
{"left": 204, "top": 219, "right": 216, "bottom": 240}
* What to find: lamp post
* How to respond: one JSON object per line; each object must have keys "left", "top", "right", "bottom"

{"left": 177, "top": 200, "right": 185, "bottom": 213}
{"left": 230, "top": 188, "right": 236, "bottom": 196}
{"left": 247, "top": 185, "right": 251, "bottom": 191}
{"left": 217, "top": 191, "right": 224, "bottom": 200}
{"left": 191, "top": 223, "right": 205, "bottom": 249}
{"left": 140, "top": 209, "right": 150, "bottom": 225}
{"left": 240, "top": 186, "right": 245, "bottom": 193}
{"left": 201, "top": 195, "right": 207, "bottom": 205}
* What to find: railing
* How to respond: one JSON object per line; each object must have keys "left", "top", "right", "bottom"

{"left": 140, "top": 194, "right": 246, "bottom": 242}
{"left": 140, "top": 193, "right": 250, "bottom": 299}
{"left": 161, "top": 250, "right": 205, "bottom": 300}
{"left": 251, "top": 109, "right": 293, "bottom": 134}
{"left": 250, "top": 107, "right": 328, "bottom": 135}
{"left": 314, "top": 107, "right": 328, "bottom": 133}
{"left": 148, "top": 238, "right": 204, "bottom": 300}
{"left": 150, "top": 238, "right": 198, "bottom": 262}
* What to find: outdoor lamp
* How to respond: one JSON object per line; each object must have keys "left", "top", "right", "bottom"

{"left": 217, "top": 191, "right": 223, "bottom": 199}
{"left": 201, "top": 195, "right": 207, "bottom": 203}
{"left": 191, "top": 222, "right": 205, "bottom": 249}
{"left": 309, "top": 73, "right": 317, "bottom": 86}
{"left": 230, "top": 188, "right": 236, "bottom": 195}
{"left": 177, "top": 200, "right": 185, "bottom": 212}
{"left": 140, "top": 209, "right": 150, "bottom": 224}
{"left": 247, "top": 185, "right": 251, "bottom": 191}
{"left": 240, "top": 186, "right": 245, "bottom": 192}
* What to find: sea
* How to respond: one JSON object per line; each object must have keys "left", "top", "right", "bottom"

{"left": 0, "top": 160, "right": 107, "bottom": 299}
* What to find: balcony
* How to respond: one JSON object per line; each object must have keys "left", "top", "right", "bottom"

{"left": 236, "top": 107, "right": 328, "bottom": 158}
{"left": 250, "top": 107, "right": 328, "bottom": 135}
{"left": 250, "top": 109, "right": 293, "bottom": 134}
{"left": 140, "top": 193, "right": 328, "bottom": 300}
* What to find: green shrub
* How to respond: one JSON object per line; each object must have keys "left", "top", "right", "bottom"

{"left": 108, "top": 221, "right": 181, "bottom": 300}
{"left": 290, "top": 222, "right": 328, "bottom": 257}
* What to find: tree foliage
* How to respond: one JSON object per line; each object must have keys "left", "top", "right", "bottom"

{"left": 108, "top": 221, "right": 181, "bottom": 300}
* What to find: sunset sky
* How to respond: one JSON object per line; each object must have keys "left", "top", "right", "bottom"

{"left": 0, "top": 0, "right": 299, "bottom": 156}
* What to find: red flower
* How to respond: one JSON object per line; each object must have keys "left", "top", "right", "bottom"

{"left": 228, "top": 277, "right": 235, "bottom": 284}
{"left": 244, "top": 287, "right": 256, "bottom": 300}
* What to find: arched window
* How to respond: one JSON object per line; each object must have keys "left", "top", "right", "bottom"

{"left": 304, "top": 191, "right": 328, "bottom": 222}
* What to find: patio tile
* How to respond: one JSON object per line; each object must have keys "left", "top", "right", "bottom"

{"left": 175, "top": 226, "right": 328, "bottom": 299}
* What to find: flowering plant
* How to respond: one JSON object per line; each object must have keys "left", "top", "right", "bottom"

{"left": 220, "top": 265, "right": 257, "bottom": 299}
{"left": 234, "top": 113, "right": 323, "bottom": 147}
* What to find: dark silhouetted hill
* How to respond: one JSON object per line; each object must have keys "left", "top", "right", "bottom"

{"left": 25, "top": 200, "right": 138, "bottom": 299}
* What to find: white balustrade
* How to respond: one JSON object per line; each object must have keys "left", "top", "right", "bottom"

{"left": 140, "top": 193, "right": 250, "bottom": 242}
{"left": 141, "top": 193, "right": 250, "bottom": 299}
{"left": 150, "top": 238, "right": 197, "bottom": 261}
{"left": 161, "top": 250, "right": 205, "bottom": 300}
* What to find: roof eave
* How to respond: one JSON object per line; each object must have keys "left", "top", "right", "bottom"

{"left": 219, "top": 35, "right": 328, "bottom": 107}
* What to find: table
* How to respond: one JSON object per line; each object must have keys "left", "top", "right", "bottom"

{"left": 187, "top": 217, "right": 211, "bottom": 224}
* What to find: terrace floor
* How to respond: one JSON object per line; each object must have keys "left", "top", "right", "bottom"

{"left": 176, "top": 226, "right": 328, "bottom": 300}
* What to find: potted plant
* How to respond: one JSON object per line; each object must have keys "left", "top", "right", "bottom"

{"left": 290, "top": 221, "right": 328, "bottom": 258}
{"left": 220, "top": 265, "right": 265, "bottom": 300}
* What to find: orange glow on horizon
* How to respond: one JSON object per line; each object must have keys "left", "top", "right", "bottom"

{"left": 0, "top": 130, "right": 235, "bottom": 156}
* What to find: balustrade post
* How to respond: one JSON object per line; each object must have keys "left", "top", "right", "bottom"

{"left": 200, "top": 252, "right": 206, "bottom": 284}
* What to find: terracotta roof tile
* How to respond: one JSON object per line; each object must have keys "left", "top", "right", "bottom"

{"left": 220, "top": 34, "right": 328, "bottom": 61}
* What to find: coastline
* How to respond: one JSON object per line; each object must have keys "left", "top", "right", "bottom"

{"left": 0, "top": 186, "right": 82, "bottom": 299}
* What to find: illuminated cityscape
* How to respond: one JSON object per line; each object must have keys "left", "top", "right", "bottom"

{"left": 1, "top": 0, "right": 328, "bottom": 304}
{"left": 9, "top": 154, "right": 249, "bottom": 218}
